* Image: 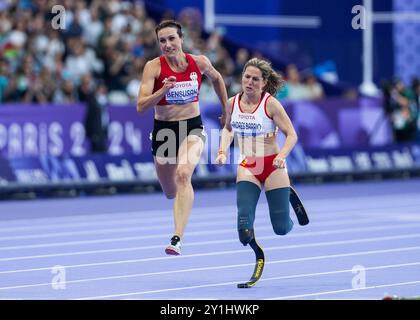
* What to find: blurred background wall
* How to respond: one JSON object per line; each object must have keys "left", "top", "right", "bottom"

{"left": 0, "top": 0, "right": 419, "bottom": 197}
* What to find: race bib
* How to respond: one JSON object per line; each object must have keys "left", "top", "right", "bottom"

{"left": 231, "top": 114, "right": 264, "bottom": 137}
{"left": 165, "top": 80, "right": 199, "bottom": 105}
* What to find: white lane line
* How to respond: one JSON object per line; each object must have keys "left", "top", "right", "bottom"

{"left": 0, "top": 206, "right": 233, "bottom": 228}
{"left": 0, "top": 202, "right": 399, "bottom": 234}
{"left": 0, "top": 206, "right": 237, "bottom": 233}
{"left": 0, "top": 208, "right": 406, "bottom": 241}
{"left": 2, "top": 192, "right": 419, "bottom": 227}
{"left": 2, "top": 259, "right": 419, "bottom": 294}
{"left": 74, "top": 261, "right": 420, "bottom": 300}
{"left": 0, "top": 219, "right": 236, "bottom": 241}
{"left": 1, "top": 205, "right": 411, "bottom": 243}
{"left": 0, "top": 236, "right": 419, "bottom": 275}
{"left": 0, "top": 216, "right": 415, "bottom": 251}
{"left": 1, "top": 223, "right": 420, "bottom": 262}
{"left": 2, "top": 201, "right": 419, "bottom": 234}
{"left": 267, "top": 280, "right": 420, "bottom": 300}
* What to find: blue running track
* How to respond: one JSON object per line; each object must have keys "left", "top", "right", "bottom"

{"left": 0, "top": 179, "right": 419, "bottom": 300}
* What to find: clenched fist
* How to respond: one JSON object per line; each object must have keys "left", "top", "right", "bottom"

{"left": 162, "top": 76, "right": 177, "bottom": 91}
{"left": 215, "top": 152, "right": 227, "bottom": 165}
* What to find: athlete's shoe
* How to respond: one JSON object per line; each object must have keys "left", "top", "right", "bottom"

{"left": 165, "top": 235, "right": 181, "bottom": 255}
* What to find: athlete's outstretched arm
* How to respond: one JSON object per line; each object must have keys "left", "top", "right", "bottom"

{"left": 215, "top": 98, "right": 234, "bottom": 165}
{"left": 267, "top": 97, "right": 298, "bottom": 160}
{"left": 136, "top": 59, "right": 175, "bottom": 114}
{"left": 194, "top": 55, "right": 229, "bottom": 126}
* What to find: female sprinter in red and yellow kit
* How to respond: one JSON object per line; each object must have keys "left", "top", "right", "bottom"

{"left": 216, "top": 57, "right": 298, "bottom": 287}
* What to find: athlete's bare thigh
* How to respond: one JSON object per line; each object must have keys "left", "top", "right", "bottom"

{"left": 264, "top": 168, "right": 290, "bottom": 191}
{"left": 154, "top": 157, "right": 177, "bottom": 199}
{"left": 236, "top": 165, "right": 262, "bottom": 188}
{"left": 176, "top": 134, "right": 204, "bottom": 177}
{"left": 154, "top": 134, "right": 204, "bottom": 198}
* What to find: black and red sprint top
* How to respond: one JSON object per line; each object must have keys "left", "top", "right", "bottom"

{"left": 153, "top": 53, "right": 203, "bottom": 106}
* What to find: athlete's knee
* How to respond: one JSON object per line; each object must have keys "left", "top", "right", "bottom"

{"left": 272, "top": 221, "right": 293, "bottom": 236}
{"left": 175, "top": 168, "right": 192, "bottom": 186}
{"left": 270, "top": 209, "right": 293, "bottom": 235}
{"left": 164, "top": 191, "right": 176, "bottom": 199}
{"left": 159, "top": 180, "right": 177, "bottom": 199}
{"left": 238, "top": 228, "right": 255, "bottom": 246}
{"left": 266, "top": 187, "right": 293, "bottom": 236}
{"left": 161, "top": 185, "right": 176, "bottom": 199}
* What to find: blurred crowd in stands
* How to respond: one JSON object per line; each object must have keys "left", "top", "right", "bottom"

{"left": 1, "top": 0, "right": 418, "bottom": 144}
{"left": 382, "top": 77, "right": 420, "bottom": 143}
{"left": 0, "top": 0, "right": 327, "bottom": 106}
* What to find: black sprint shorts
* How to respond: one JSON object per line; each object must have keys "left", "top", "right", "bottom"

{"left": 150, "top": 115, "right": 206, "bottom": 158}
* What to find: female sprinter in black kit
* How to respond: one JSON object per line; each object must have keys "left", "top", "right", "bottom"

{"left": 137, "top": 20, "right": 229, "bottom": 255}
